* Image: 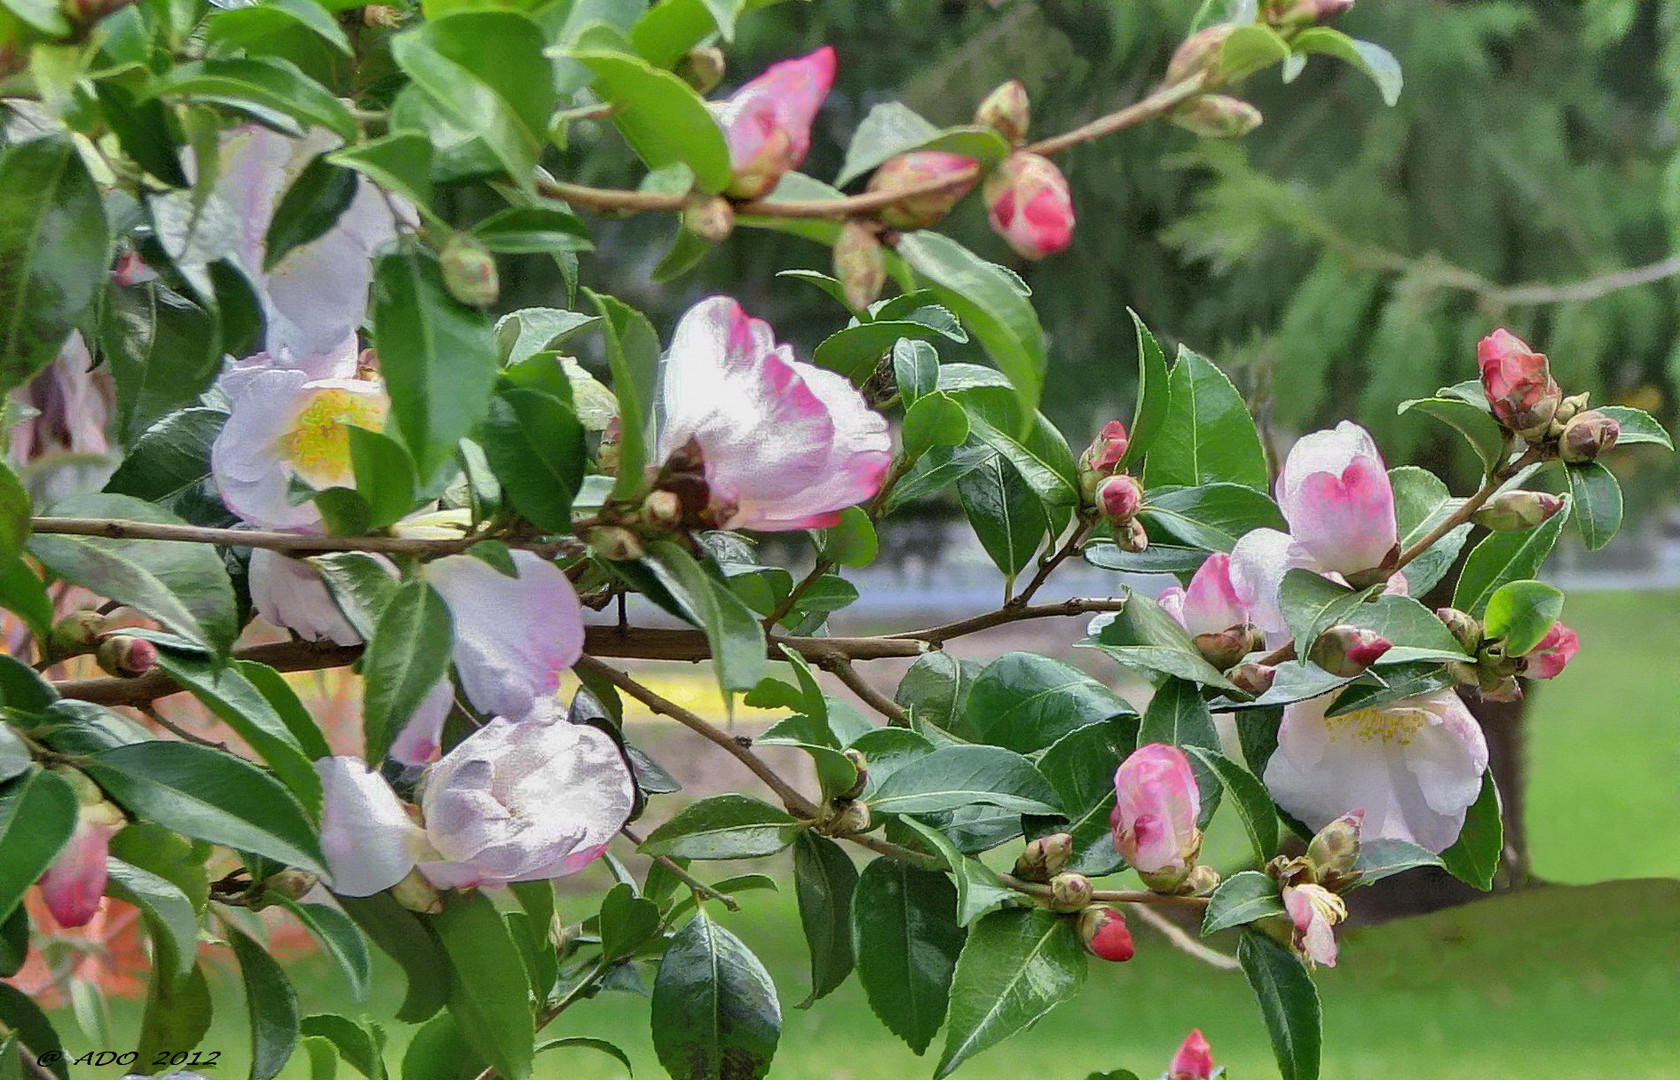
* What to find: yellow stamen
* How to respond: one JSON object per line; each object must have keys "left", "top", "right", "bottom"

{"left": 277, "top": 387, "right": 387, "bottom": 488}
{"left": 1324, "top": 705, "right": 1429, "bottom": 746}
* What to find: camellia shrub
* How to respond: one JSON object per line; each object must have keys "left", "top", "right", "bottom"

{"left": 0, "top": 1, "right": 1672, "bottom": 1079}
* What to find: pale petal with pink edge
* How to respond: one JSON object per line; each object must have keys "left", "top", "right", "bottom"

{"left": 1174, "top": 552, "right": 1249, "bottom": 636}
{"left": 249, "top": 548, "right": 362, "bottom": 646}
{"left": 316, "top": 757, "right": 426, "bottom": 896}
{"left": 1276, "top": 422, "right": 1397, "bottom": 575}
{"left": 389, "top": 677, "right": 456, "bottom": 766}
{"left": 1110, "top": 743, "right": 1201, "bottom": 874}
{"left": 1228, "top": 527, "right": 1312, "bottom": 636}
{"left": 712, "top": 47, "right": 835, "bottom": 196}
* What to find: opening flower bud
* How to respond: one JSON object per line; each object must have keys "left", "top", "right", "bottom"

{"left": 1166, "top": 25, "right": 1235, "bottom": 86}
{"left": 1435, "top": 607, "right": 1483, "bottom": 654}
{"left": 983, "top": 152, "right": 1075, "bottom": 260}
{"left": 1116, "top": 518, "right": 1150, "bottom": 554}
{"left": 586, "top": 526, "right": 645, "bottom": 562}
{"left": 1478, "top": 328, "right": 1561, "bottom": 438}
{"left": 840, "top": 748, "right": 869, "bottom": 800}
{"left": 1264, "top": 0, "right": 1355, "bottom": 29}
{"left": 1523, "top": 621, "right": 1578, "bottom": 680}
{"left": 95, "top": 635, "right": 159, "bottom": 678}
{"left": 1558, "top": 410, "right": 1619, "bottom": 463}
{"left": 1078, "top": 905, "right": 1135, "bottom": 962}
{"left": 1013, "top": 832, "right": 1074, "bottom": 882}
{"left": 824, "top": 800, "right": 872, "bottom": 837}
{"left": 676, "top": 46, "right": 726, "bottom": 95}
{"left": 1471, "top": 490, "right": 1566, "bottom": 532}
{"left": 49, "top": 609, "right": 110, "bottom": 657}
{"left": 866, "top": 151, "right": 978, "bottom": 231}
{"left": 1182, "top": 864, "right": 1221, "bottom": 896}
{"left": 833, "top": 221, "right": 887, "bottom": 312}
{"left": 264, "top": 868, "right": 319, "bottom": 902}
{"left": 1171, "top": 94, "right": 1263, "bottom": 138}
{"left": 1078, "top": 420, "right": 1131, "bottom": 484}
{"left": 1284, "top": 882, "right": 1347, "bottom": 967}
{"left": 683, "top": 194, "right": 735, "bottom": 244}
{"left": 1308, "top": 624, "right": 1392, "bottom": 676}
{"left": 641, "top": 490, "right": 684, "bottom": 532}
{"left": 974, "top": 79, "right": 1031, "bottom": 143}
{"left": 1229, "top": 661, "right": 1277, "bottom": 697}
{"left": 1305, "top": 809, "right": 1364, "bottom": 891}
{"left": 1047, "top": 872, "right": 1094, "bottom": 912}
{"left": 1192, "top": 623, "right": 1257, "bottom": 672}
{"left": 1169, "top": 1030, "right": 1217, "bottom": 1080}
{"left": 1095, "top": 474, "right": 1144, "bottom": 524}
{"left": 440, "top": 234, "right": 499, "bottom": 307}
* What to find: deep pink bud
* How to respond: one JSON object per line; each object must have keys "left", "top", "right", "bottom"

{"left": 1078, "top": 905, "right": 1135, "bottom": 962}
{"left": 1309, "top": 624, "right": 1392, "bottom": 676}
{"left": 39, "top": 802, "right": 124, "bottom": 928}
{"left": 983, "top": 152, "right": 1074, "bottom": 260}
{"left": 713, "top": 46, "right": 836, "bottom": 199}
{"left": 1096, "top": 474, "right": 1144, "bottom": 524}
{"left": 1169, "top": 1029, "right": 1216, "bottom": 1080}
{"left": 1478, "top": 329, "right": 1561, "bottom": 437}
{"left": 1111, "top": 743, "right": 1201, "bottom": 878}
{"left": 1524, "top": 621, "right": 1578, "bottom": 679}
{"left": 866, "top": 151, "right": 978, "bottom": 231}
{"left": 1265, "top": 0, "right": 1355, "bottom": 29}
{"left": 1081, "top": 420, "right": 1130, "bottom": 475}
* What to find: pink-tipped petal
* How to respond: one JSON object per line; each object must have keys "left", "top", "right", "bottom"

{"left": 249, "top": 549, "right": 364, "bottom": 646}
{"left": 389, "top": 677, "right": 456, "bottom": 766}
{"left": 39, "top": 817, "right": 118, "bottom": 928}
{"left": 713, "top": 46, "right": 835, "bottom": 197}
{"left": 1277, "top": 422, "right": 1397, "bottom": 576}
{"left": 316, "top": 757, "right": 425, "bottom": 896}
{"left": 1177, "top": 552, "right": 1249, "bottom": 637}
{"left": 1524, "top": 622, "right": 1578, "bottom": 679}
{"left": 1111, "top": 743, "right": 1201, "bottom": 874}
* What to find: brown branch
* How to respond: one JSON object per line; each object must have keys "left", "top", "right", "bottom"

{"left": 890, "top": 596, "right": 1128, "bottom": 647}
{"left": 28, "top": 517, "right": 578, "bottom": 558}
{"left": 821, "top": 657, "right": 911, "bottom": 727}
{"left": 620, "top": 825, "right": 740, "bottom": 911}
{"left": 996, "top": 873, "right": 1210, "bottom": 909}
{"left": 1012, "top": 518, "right": 1092, "bottom": 607}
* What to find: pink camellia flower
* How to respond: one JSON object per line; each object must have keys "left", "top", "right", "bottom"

{"left": 1524, "top": 621, "right": 1578, "bottom": 680}
{"left": 1264, "top": 689, "right": 1489, "bottom": 852}
{"left": 1229, "top": 422, "right": 1398, "bottom": 635}
{"left": 1283, "top": 882, "right": 1347, "bottom": 967}
{"left": 711, "top": 46, "right": 836, "bottom": 198}
{"left": 249, "top": 549, "right": 364, "bottom": 646}
{"left": 655, "top": 297, "right": 891, "bottom": 531}
{"left": 1168, "top": 1029, "right": 1217, "bottom": 1080}
{"left": 1477, "top": 328, "right": 1560, "bottom": 437}
{"left": 1111, "top": 743, "right": 1201, "bottom": 880}
{"left": 8, "top": 334, "right": 117, "bottom": 503}
{"left": 982, "top": 152, "right": 1074, "bottom": 259}
{"left": 867, "top": 150, "right": 978, "bottom": 230}
{"left": 1158, "top": 553, "right": 1249, "bottom": 637}
{"left": 315, "top": 713, "right": 635, "bottom": 896}
{"left": 38, "top": 799, "right": 125, "bottom": 929}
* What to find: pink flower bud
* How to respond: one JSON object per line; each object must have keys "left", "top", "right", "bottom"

{"left": 1283, "top": 882, "right": 1346, "bottom": 967}
{"left": 95, "top": 635, "right": 159, "bottom": 678}
{"left": 983, "top": 152, "right": 1074, "bottom": 260}
{"left": 1157, "top": 552, "right": 1250, "bottom": 637}
{"left": 1171, "top": 94, "right": 1263, "bottom": 138}
{"left": 1096, "top": 473, "right": 1144, "bottom": 524}
{"left": 833, "top": 221, "right": 887, "bottom": 312}
{"left": 1524, "top": 621, "right": 1578, "bottom": 679}
{"left": 1079, "top": 420, "right": 1131, "bottom": 477}
{"left": 1111, "top": 743, "right": 1201, "bottom": 879}
{"left": 1478, "top": 329, "right": 1561, "bottom": 437}
{"left": 1275, "top": 422, "right": 1398, "bottom": 577}
{"left": 713, "top": 46, "right": 836, "bottom": 199}
{"left": 1471, "top": 490, "right": 1566, "bottom": 532}
{"left": 1558, "top": 410, "right": 1619, "bottom": 463}
{"left": 440, "top": 234, "right": 499, "bottom": 307}
{"left": 1116, "top": 518, "right": 1150, "bottom": 554}
{"left": 1169, "top": 1029, "right": 1216, "bottom": 1080}
{"left": 39, "top": 804, "right": 124, "bottom": 928}
{"left": 1078, "top": 905, "right": 1135, "bottom": 962}
{"left": 1229, "top": 661, "right": 1277, "bottom": 697}
{"left": 974, "top": 79, "right": 1031, "bottom": 143}
{"left": 1308, "top": 624, "right": 1392, "bottom": 676}
{"left": 1191, "top": 626, "right": 1255, "bottom": 673}
{"left": 866, "top": 151, "right": 978, "bottom": 231}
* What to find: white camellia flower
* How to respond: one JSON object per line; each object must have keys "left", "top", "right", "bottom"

{"left": 315, "top": 714, "right": 635, "bottom": 895}
{"left": 248, "top": 548, "right": 363, "bottom": 647}
{"left": 1264, "top": 689, "right": 1489, "bottom": 853}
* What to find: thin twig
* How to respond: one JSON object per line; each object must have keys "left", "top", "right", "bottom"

{"left": 1012, "top": 519, "right": 1093, "bottom": 608}
{"left": 821, "top": 657, "right": 911, "bottom": 727}
{"left": 28, "top": 517, "right": 579, "bottom": 558}
{"left": 140, "top": 704, "right": 228, "bottom": 751}
{"left": 620, "top": 825, "right": 740, "bottom": 911}
{"left": 996, "top": 873, "right": 1211, "bottom": 909}
{"left": 1125, "top": 902, "right": 1239, "bottom": 970}
{"left": 763, "top": 557, "right": 833, "bottom": 631}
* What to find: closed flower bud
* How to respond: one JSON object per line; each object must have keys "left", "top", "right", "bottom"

{"left": 1308, "top": 624, "right": 1392, "bottom": 676}
{"left": 974, "top": 79, "right": 1031, "bottom": 143}
{"left": 1171, "top": 94, "right": 1263, "bottom": 138}
{"left": 840, "top": 748, "right": 869, "bottom": 800}
{"left": 867, "top": 151, "right": 978, "bottom": 231}
{"left": 1096, "top": 474, "right": 1144, "bottom": 524}
{"left": 1078, "top": 420, "right": 1131, "bottom": 483}
{"left": 714, "top": 47, "right": 835, "bottom": 199}
{"left": 95, "top": 635, "right": 158, "bottom": 678}
{"left": 1523, "top": 621, "right": 1578, "bottom": 680}
{"left": 1116, "top": 518, "right": 1150, "bottom": 554}
{"left": 1265, "top": 0, "right": 1355, "bottom": 29}
{"left": 641, "top": 490, "right": 684, "bottom": 531}
{"left": 1013, "top": 832, "right": 1074, "bottom": 883}
{"left": 586, "top": 525, "right": 644, "bottom": 562}
{"left": 833, "top": 222, "right": 887, "bottom": 312}
{"left": 1166, "top": 25, "right": 1235, "bottom": 86}
{"left": 264, "top": 868, "right": 319, "bottom": 901}
{"left": 440, "top": 234, "right": 499, "bottom": 307}
{"left": 391, "top": 867, "right": 443, "bottom": 914}
{"left": 983, "top": 152, "right": 1074, "bottom": 260}
{"left": 1169, "top": 1029, "right": 1217, "bottom": 1080}
{"left": 362, "top": 4, "right": 404, "bottom": 28}
{"left": 683, "top": 194, "right": 735, "bottom": 244}
{"left": 1192, "top": 624, "right": 1256, "bottom": 672}
{"left": 825, "top": 800, "right": 872, "bottom": 837}
{"left": 49, "top": 609, "right": 110, "bottom": 657}
{"left": 1305, "top": 809, "right": 1363, "bottom": 891}
{"left": 1552, "top": 391, "right": 1591, "bottom": 428}
{"left": 1435, "top": 607, "right": 1483, "bottom": 655}
{"left": 1182, "top": 864, "right": 1221, "bottom": 895}
{"left": 1229, "top": 661, "right": 1277, "bottom": 697}
{"left": 1471, "top": 490, "right": 1566, "bottom": 532}
{"left": 1478, "top": 329, "right": 1561, "bottom": 438}
{"left": 1558, "top": 410, "right": 1619, "bottom": 462}
{"left": 1112, "top": 743, "right": 1201, "bottom": 887}
{"left": 37, "top": 790, "right": 124, "bottom": 927}
{"left": 1078, "top": 905, "right": 1135, "bottom": 962}
{"left": 1047, "top": 872, "right": 1093, "bottom": 912}
{"left": 676, "top": 46, "right": 726, "bottom": 95}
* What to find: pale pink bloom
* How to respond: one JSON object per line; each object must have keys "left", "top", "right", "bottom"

{"left": 388, "top": 679, "right": 458, "bottom": 767}
{"left": 657, "top": 297, "right": 891, "bottom": 531}
{"left": 1264, "top": 689, "right": 1488, "bottom": 853}
{"left": 1477, "top": 328, "right": 1559, "bottom": 435}
{"left": 1524, "top": 621, "right": 1578, "bottom": 680}
{"left": 316, "top": 714, "right": 634, "bottom": 895}
{"left": 1157, "top": 552, "right": 1249, "bottom": 637}
{"left": 712, "top": 46, "right": 835, "bottom": 198}
{"left": 39, "top": 813, "right": 122, "bottom": 929}
{"left": 8, "top": 334, "right": 117, "bottom": 503}
{"left": 1110, "top": 743, "right": 1201, "bottom": 875}
{"left": 983, "top": 152, "right": 1074, "bottom": 259}
{"left": 1283, "top": 882, "right": 1346, "bottom": 968}
{"left": 249, "top": 549, "right": 363, "bottom": 646}
{"left": 1168, "top": 1029, "right": 1216, "bottom": 1080}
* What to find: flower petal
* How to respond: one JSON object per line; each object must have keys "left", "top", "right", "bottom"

{"left": 316, "top": 757, "right": 424, "bottom": 896}
{"left": 1228, "top": 527, "right": 1312, "bottom": 636}
{"left": 38, "top": 817, "right": 117, "bottom": 928}
{"left": 1276, "top": 422, "right": 1396, "bottom": 575}
{"left": 249, "top": 549, "right": 363, "bottom": 646}
{"left": 389, "top": 676, "right": 455, "bottom": 766}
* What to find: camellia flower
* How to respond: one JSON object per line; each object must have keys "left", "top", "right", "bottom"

{"left": 1229, "top": 422, "right": 1398, "bottom": 635}
{"left": 1264, "top": 689, "right": 1489, "bottom": 853}
{"left": 38, "top": 777, "right": 126, "bottom": 929}
{"left": 8, "top": 334, "right": 117, "bottom": 503}
{"left": 1158, "top": 553, "right": 1249, "bottom": 637}
{"left": 1477, "top": 328, "right": 1560, "bottom": 438}
{"left": 1524, "top": 621, "right": 1578, "bottom": 680}
{"left": 982, "top": 151, "right": 1075, "bottom": 259}
{"left": 711, "top": 46, "right": 836, "bottom": 199}
{"left": 1168, "top": 1029, "right": 1217, "bottom": 1080}
{"left": 1283, "top": 882, "right": 1347, "bottom": 967}
{"left": 1111, "top": 743, "right": 1201, "bottom": 883}
{"left": 654, "top": 297, "right": 891, "bottom": 531}
{"left": 316, "top": 713, "right": 635, "bottom": 895}
{"left": 249, "top": 548, "right": 364, "bottom": 646}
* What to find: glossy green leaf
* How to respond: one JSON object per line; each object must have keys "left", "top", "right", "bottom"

{"left": 1186, "top": 747, "right": 1279, "bottom": 865}
{"left": 480, "top": 388, "right": 586, "bottom": 532}
{"left": 435, "top": 891, "right": 534, "bottom": 1080}
{"left": 343, "top": 426, "right": 419, "bottom": 530}
{"left": 850, "top": 858, "right": 964, "bottom": 1055}
{"left": 264, "top": 154, "right": 359, "bottom": 271}
{"left": 0, "top": 767, "right": 77, "bottom": 924}
{"left": 793, "top": 832, "right": 858, "bottom": 1007}
{"left": 1139, "top": 482, "right": 1286, "bottom": 552}
{"left": 1144, "top": 347, "right": 1268, "bottom": 491}
{"left": 1201, "top": 870, "right": 1285, "bottom": 935}
{"left": 100, "top": 284, "right": 226, "bottom": 440}
{"left": 278, "top": 900, "right": 372, "bottom": 1003}
{"left": 403, "top": 1012, "right": 484, "bottom": 1080}
{"left": 229, "top": 927, "right": 302, "bottom": 1080}
{"left": 298, "top": 1014, "right": 384, "bottom": 1080}
{"left": 472, "top": 206, "right": 592, "bottom": 254}
{"left": 361, "top": 579, "right": 453, "bottom": 764}
{"left": 833, "top": 101, "right": 1008, "bottom": 186}
{"left": 1024, "top": 718, "right": 1137, "bottom": 877}
{"left": 935, "top": 908, "right": 1086, "bottom": 1078}
{"left": 329, "top": 133, "right": 435, "bottom": 213}
{"left": 652, "top": 911, "right": 781, "bottom": 1080}
{"left": 104, "top": 406, "right": 225, "bottom": 503}
{"left": 643, "top": 541, "right": 767, "bottom": 698}
{"left": 894, "top": 652, "right": 982, "bottom": 735}
{"left": 148, "top": 58, "right": 355, "bottom": 139}
{"left": 1116, "top": 311, "right": 1172, "bottom": 469}
{"left": 1292, "top": 29, "right": 1404, "bottom": 106}
{"left": 813, "top": 320, "right": 964, "bottom": 383}
{"left": 1564, "top": 461, "right": 1622, "bottom": 552}
{"left": 1389, "top": 466, "right": 1470, "bottom": 595}
{"left": 1453, "top": 497, "right": 1572, "bottom": 616}
{"left": 577, "top": 50, "right": 734, "bottom": 192}
{"left": 307, "top": 552, "right": 398, "bottom": 642}
{"left": 1138, "top": 677, "right": 1220, "bottom": 751}
{"left": 957, "top": 452, "right": 1048, "bottom": 578}
{"left": 821, "top": 507, "right": 878, "bottom": 568}
{"left": 1278, "top": 569, "right": 1370, "bottom": 651}
{"left": 0, "top": 982, "right": 68, "bottom": 1079}
{"left": 1397, "top": 397, "right": 1506, "bottom": 474}
{"left": 590, "top": 290, "right": 661, "bottom": 502}
{"left": 963, "top": 412, "right": 1079, "bottom": 511}
{"left": 1439, "top": 770, "right": 1502, "bottom": 891}
{"left": 0, "top": 730, "right": 28, "bottom": 787}
{"left": 206, "top": 0, "right": 352, "bottom": 54}
{"left": 902, "top": 391, "right": 971, "bottom": 459}
{"left": 338, "top": 893, "right": 451, "bottom": 1024}
{"left": 136, "top": 963, "right": 212, "bottom": 1074}
{"left": 966, "top": 652, "right": 1135, "bottom": 755}
{"left": 870, "top": 745, "right": 1060, "bottom": 816}
{"left": 1351, "top": 838, "right": 1444, "bottom": 886}
{"left": 1220, "top": 24, "right": 1291, "bottom": 78}
{"left": 641, "top": 794, "right": 801, "bottom": 860}
{"left": 1596, "top": 405, "right": 1672, "bottom": 449}
{"left": 0, "top": 556, "right": 52, "bottom": 647}
{"left": 1482, "top": 580, "right": 1565, "bottom": 657}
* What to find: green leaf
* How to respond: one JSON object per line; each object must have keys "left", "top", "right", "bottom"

{"left": 962, "top": 412, "right": 1079, "bottom": 511}
{"left": 814, "top": 320, "right": 965, "bottom": 383}
{"left": 148, "top": 58, "right": 356, "bottom": 140}
{"left": 1201, "top": 870, "right": 1286, "bottom": 935}
{"left": 966, "top": 653, "right": 1135, "bottom": 755}
{"left": 1564, "top": 461, "right": 1622, "bottom": 552}
{"left": 402, "top": 1013, "right": 482, "bottom": 1080}
{"left": 1482, "top": 580, "right": 1565, "bottom": 657}
{"left": 0, "top": 729, "right": 28, "bottom": 786}
{"left": 902, "top": 391, "right": 971, "bottom": 459}
{"left": 1144, "top": 347, "right": 1268, "bottom": 491}
{"left": 1185, "top": 747, "right": 1279, "bottom": 866}
{"left": 0, "top": 767, "right": 77, "bottom": 924}
{"left": 435, "top": 891, "right": 535, "bottom": 1080}
{"left": 1439, "top": 770, "right": 1502, "bottom": 890}
{"left": 307, "top": 552, "right": 398, "bottom": 642}
{"left": 1453, "top": 497, "right": 1572, "bottom": 616}
{"left": 342, "top": 426, "right": 419, "bottom": 531}
{"left": 793, "top": 832, "right": 858, "bottom": 1008}
{"left": 850, "top": 858, "right": 964, "bottom": 1055}
{"left": 264, "top": 154, "right": 359, "bottom": 272}
{"left": 136, "top": 963, "right": 212, "bottom": 1074}
{"left": 1397, "top": 397, "right": 1506, "bottom": 474}
{"left": 869, "top": 745, "right": 1060, "bottom": 816}
{"left": 299, "top": 1014, "right": 384, "bottom": 1080}
{"left": 1116, "top": 311, "right": 1173, "bottom": 469}
{"left": 328, "top": 133, "right": 435, "bottom": 213}
{"left": 1596, "top": 405, "right": 1672, "bottom": 449}
{"left": 897, "top": 232, "right": 1046, "bottom": 419}
{"left": 229, "top": 927, "right": 302, "bottom": 1080}
{"left": 0, "top": 134, "right": 110, "bottom": 394}
{"left": 1220, "top": 24, "right": 1291, "bottom": 78}
{"left": 652, "top": 911, "right": 781, "bottom": 1080}
{"left": 206, "top": 0, "right": 353, "bottom": 54}
{"left": 590, "top": 290, "right": 661, "bottom": 502}
{"left": 472, "top": 206, "right": 593, "bottom": 254}
{"left": 1351, "top": 838, "right": 1444, "bottom": 886}
{"left": 277, "top": 900, "right": 372, "bottom": 1003}
{"left": 1082, "top": 542, "right": 1207, "bottom": 575}
{"left": 1138, "top": 677, "right": 1220, "bottom": 751}
{"left": 894, "top": 652, "right": 981, "bottom": 734}
{"left": 1238, "top": 928, "right": 1322, "bottom": 1080}
{"left": 0, "top": 982, "right": 69, "bottom": 1080}
{"left": 0, "top": 465, "right": 26, "bottom": 564}
{"left": 372, "top": 248, "right": 500, "bottom": 481}
{"left": 821, "top": 507, "right": 878, "bottom": 569}
{"left": 1292, "top": 29, "right": 1404, "bottom": 106}
{"left": 1025, "top": 718, "right": 1137, "bottom": 877}
{"left": 833, "top": 102, "right": 998, "bottom": 186}
{"left": 0, "top": 556, "right": 53, "bottom": 647}
{"left": 935, "top": 907, "right": 1086, "bottom": 1078}
{"left": 338, "top": 893, "right": 451, "bottom": 1024}
{"left": 361, "top": 580, "right": 453, "bottom": 764}
{"left": 105, "top": 406, "right": 225, "bottom": 502}
{"left": 957, "top": 452, "right": 1048, "bottom": 578}
{"left": 1139, "top": 482, "right": 1286, "bottom": 552}
{"left": 643, "top": 541, "right": 766, "bottom": 698}
{"left": 1278, "top": 569, "right": 1370, "bottom": 650}
{"left": 577, "top": 50, "right": 734, "bottom": 192}
{"left": 1338, "top": 595, "right": 1469, "bottom": 665}
{"left": 1081, "top": 590, "right": 1238, "bottom": 691}
{"left": 1389, "top": 466, "right": 1470, "bottom": 595}
{"left": 0, "top": 0, "right": 69, "bottom": 35}
{"left": 82, "top": 741, "right": 325, "bottom": 875}
{"left": 480, "top": 388, "right": 586, "bottom": 532}
{"left": 641, "top": 794, "right": 801, "bottom": 860}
